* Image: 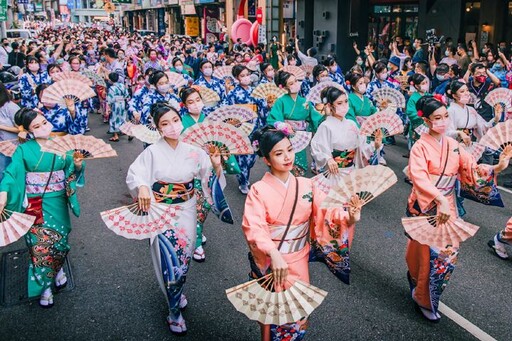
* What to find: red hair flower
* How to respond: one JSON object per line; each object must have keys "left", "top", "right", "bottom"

{"left": 345, "top": 80, "right": 351, "bottom": 86}
{"left": 433, "top": 94, "right": 446, "bottom": 105}
{"left": 417, "top": 110, "right": 424, "bottom": 117}
{"left": 179, "top": 102, "right": 185, "bottom": 108}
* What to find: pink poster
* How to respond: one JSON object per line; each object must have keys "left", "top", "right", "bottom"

{"left": 204, "top": 7, "right": 220, "bottom": 43}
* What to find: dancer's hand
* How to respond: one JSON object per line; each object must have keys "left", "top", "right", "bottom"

{"left": 269, "top": 248, "right": 288, "bottom": 288}
{"left": 0, "top": 191, "right": 7, "bottom": 216}
{"left": 374, "top": 129, "right": 383, "bottom": 149}
{"left": 495, "top": 145, "right": 512, "bottom": 173}
{"left": 459, "top": 131, "right": 471, "bottom": 146}
{"left": 137, "top": 185, "right": 151, "bottom": 212}
{"left": 436, "top": 196, "right": 451, "bottom": 224}
{"left": 327, "top": 158, "right": 339, "bottom": 175}
{"left": 347, "top": 195, "right": 362, "bottom": 225}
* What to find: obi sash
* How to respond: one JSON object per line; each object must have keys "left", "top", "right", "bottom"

{"left": 50, "top": 132, "right": 67, "bottom": 137}
{"left": 430, "top": 174, "right": 457, "bottom": 197}
{"left": 270, "top": 221, "right": 309, "bottom": 254}
{"left": 152, "top": 180, "right": 194, "bottom": 205}
{"left": 25, "top": 170, "right": 65, "bottom": 195}
{"left": 285, "top": 120, "right": 308, "bottom": 131}
{"left": 332, "top": 149, "right": 356, "bottom": 168}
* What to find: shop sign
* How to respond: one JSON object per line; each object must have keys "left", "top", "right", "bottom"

{"left": 185, "top": 16, "right": 200, "bottom": 36}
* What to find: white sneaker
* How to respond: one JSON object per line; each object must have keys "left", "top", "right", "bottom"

{"left": 39, "top": 288, "right": 54, "bottom": 308}
{"left": 179, "top": 294, "right": 188, "bottom": 310}
{"left": 238, "top": 185, "right": 249, "bottom": 195}
{"left": 167, "top": 313, "right": 187, "bottom": 335}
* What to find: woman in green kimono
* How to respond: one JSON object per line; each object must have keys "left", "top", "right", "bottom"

{"left": 346, "top": 73, "right": 377, "bottom": 127}
{"left": 0, "top": 108, "right": 85, "bottom": 308}
{"left": 179, "top": 87, "right": 239, "bottom": 262}
{"left": 405, "top": 73, "right": 430, "bottom": 148}
{"left": 268, "top": 71, "right": 324, "bottom": 176}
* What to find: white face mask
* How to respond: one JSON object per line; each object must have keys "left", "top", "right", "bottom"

{"left": 357, "top": 84, "right": 367, "bottom": 93}
{"left": 289, "top": 81, "right": 301, "bottom": 94}
{"left": 202, "top": 68, "right": 213, "bottom": 77}
{"left": 458, "top": 94, "right": 470, "bottom": 105}
{"left": 319, "top": 76, "right": 331, "bottom": 83}
{"left": 157, "top": 84, "right": 171, "bottom": 93}
{"left": 175, "top": 65, "right": 183, "bottom": 72}
{"left": 32, "top": 121, "right": 54, "bottom": 139}
{"left": 431, "top": 118, "right": 449, "bottom": 134}
{"left": 239, "top": 76, "right": 251, "bottom": 86}
{"left": 420, "top": 84, "right": 429, "bottom": 93}
{"left": 188, "top": 102, "right": 204, "bottom": 115}
{"left": 161, "top": 121, "right": 183, "bottom": 139}
{"left": 333, "top": 104, "right": 348, "bottom": 118}
{"left": 378, "top": 72, "right": 388, "bottom": 81}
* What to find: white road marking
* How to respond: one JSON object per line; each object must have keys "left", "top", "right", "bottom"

{"left": 439, "top": 302, "right": 497, "bottom": 341}
{"left": 497, "top": 185, "right": 512, "bottom": 195}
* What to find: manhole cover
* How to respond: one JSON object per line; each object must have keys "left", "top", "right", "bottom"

{"left": 0, "top": 249, "right": 75, "bottom": 306}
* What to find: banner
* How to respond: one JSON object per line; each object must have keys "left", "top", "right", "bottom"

{"left": 204, "top": 7, "right": 220, "bottom": 43}
{"left": 0, "top": 0, "right": 6, "bottom": 22}
{"left": 185, "top": 16, "right": 200, "bottom": 36}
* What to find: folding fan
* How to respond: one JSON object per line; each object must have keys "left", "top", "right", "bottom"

{"left": 306, "top": 81, "right": 345, "bottom": 104}
{"left": 371, "top": 87, "right": 406, "bottom": 109}
{"left": 196, "top": 85, "right": 221, "bottom": 107}
{"left": 213, "top": 65, "right": 234, "bottom": 80}
{"left": 402, "top": 216, "right": 480, "bottom": 249}
{"left": 245, "top": 61, "right": 259, "bottom": 72}
{"left": 479, "top": 120, "right": 512, "bottom": 152}
{"left": 52, "top": 71, "right": 93, "bottom": 86}
{"left": 119, "top": 121, "right": 137, "bottom": 136}
{"left": 299, "top": 65, "right": 314, "bottom": 77}
{"left": 484, "top": 87, "right": 512, "bottom": 112}
{"left": 181, "top": 122, "right": 253, "bottom": 156}
{"left": 100, "top": 202, "right": 179, "bottom": 240}
{"left": 226, "top": 273, "right": 328, "bottom": 326}
{"left": 252, "top": 83, "right": 287, "bottom": 103}
{"left": 207, "top": 106, "right": 256, "bottom": 137}
{"left": 290, "top": 131, "right": 312, "bottom": 153}
{"left": 355, "top": 116, "right": 367, "bottom": 127}
{"left": 312, "top": 171, "right": 348, "bottom": 195}
{"left": 0, "top": 139, "right": 20, "bottom": 157}
{"left": 460, "top": 142, "right": 485, "bottom": 160}
{"left": 41, "top": 134, "right": 118, "bottom": 160}
{"left": 131, "top": 124, "right": 161, "bottom": 145}
{"left": 414, "top": 123, "right": 429, "bottom": 136}
{"left": 359, "top": 110, "right": 404, "bottom": 138}
{"left": 40, "top": 79, "right": 96, "bottom": 106}
{"left": 165, "top": 71, "right": 187, "bottom": 89}
{"left": 279, "top": 65, "right": 306, "bottom": 80}
{"left": 321, "top": 165, "right": 397, "bottom": 208}
{"left": 0, "top": 209, "right": 36, "bottom": 247}
{"left": 82, "top": 70, "right": 107, "bottom": 87}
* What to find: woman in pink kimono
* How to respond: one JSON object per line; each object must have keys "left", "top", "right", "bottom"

{"left": 405, "top": 96, "right": 512, "bottom": 322}
{"left": 242, "top": 126, "right": 362, "bottom": 341}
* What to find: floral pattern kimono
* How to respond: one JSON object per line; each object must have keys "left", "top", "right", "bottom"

{"left": 126, "top": 139, "right": 225, "bottom": 321}
{"left": 268, "top": 94, "right": 324, "bottom": 176}
{"left": 19, "top": 71, "right": 51, "bottom": 109}
{"left": 406, "top": 133, "right": 495, "bottom": 316}
{"left": 194, "top": 74, "right": 226, "bottom": 115}
{"left": 243, "top": 173, "right": 352, "bottom": 340}
{"left": 0, "top": 140, "right": 85, "bottom": 297}
{"left": 107, "top": 82, "right": 129, "bottom": 134}
{"left": 128, "top": 86, "right": 150, "bottom": 121}
{"left": 226, "top": 84, "right": 267, "bottom": 188}
{"left": 140, "top": 89, "right": 181, "bottom": 125}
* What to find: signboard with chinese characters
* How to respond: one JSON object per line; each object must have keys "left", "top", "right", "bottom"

{"left": 185, "top": 16, "right": 200, "bottom": 36}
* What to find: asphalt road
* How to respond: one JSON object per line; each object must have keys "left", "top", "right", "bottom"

{"left": 1, "top": 115, "right": 512, "bottom": 341}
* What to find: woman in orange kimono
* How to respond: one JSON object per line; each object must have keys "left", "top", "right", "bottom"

{"left": 242, "top": 126, "right": 362, "bottom": 341}
{"left": 405, "top": 96, "right": 512, "bottom": 322}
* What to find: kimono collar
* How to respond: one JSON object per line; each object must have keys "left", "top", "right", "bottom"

{"left": 421, "top": 132, "right": 445, "bottom": 150}
{"left": 268, "top": 172, "right": 291, "bottom": 189}
{"left": 262, "top": 172, "right": 295, "bottom": 197}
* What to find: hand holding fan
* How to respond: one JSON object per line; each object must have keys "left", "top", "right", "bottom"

{"left": 0, "top": 209, "right": 36, "bottom": 247}
{"left": 0, "top": 139, "right": 20, "bottom": 157}
{"left": 371, "top": 87, "right": 406, "bottom": 109}
{"left": 41, "top": 79, "right": 96, "bottom": 106}
{"left": 52, "top": 71, "right": 93, "bottom": 86}
{"left": 402, "top": 216, "right": 480, "bottom": 248}
{"left": 359, "top": 110, "right": 404, "bottom": 138}
{"left": 225, "top": 273, "right": 328, "bottom": 326}
{"left": 41, "top": 135, "right": 117, "bottom": 160}
{"left": 195, "top": 85, "right": 221, "bottom": 107}
{"left": 484, "top": 88, "right": 512, "bottom": 113}
{"left": 100, "top": 202, "right": 180, "bottom": 240}
{"left": 181, "top": 122, "right": 253, "bottom": 156}
{"left": 321, "top": 165, "right": 397, "bottom": 208}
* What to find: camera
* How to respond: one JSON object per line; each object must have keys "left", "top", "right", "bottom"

{"left": 425, "top": 28, "right": 444, "bottom": 47}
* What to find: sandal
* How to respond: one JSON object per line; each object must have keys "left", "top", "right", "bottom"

{"left": 39, "top": 288, "right": 54, "bottom": 308}
{"left": 179, "top": 294, "right": 188, "bottom": 310}
{"left": 55, "top": 269, "right": 68, "bottom": 290}
{"left": 167, "top": 314, "right": 187, "bottom": 336}
{"left": 193, "top": 246, "right": 205, "bottom": 263}
{"left": 109, "top": 137, "right": 119, "bottom": 142}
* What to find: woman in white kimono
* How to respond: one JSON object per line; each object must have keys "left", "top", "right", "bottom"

{"left": 445, "top": 80, "right": 498, "bottom": 144}
{"left": 126, "top": 102, "right": 224, "bottom": 335}
{"left": 311, "top": 87, "right": 382, "bottom": 179}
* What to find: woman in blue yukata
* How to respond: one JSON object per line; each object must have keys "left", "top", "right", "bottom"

{"left": 68, "top": 55, "right": 92, "bottom": 133}
{"left": 128, "top": 68, "right": 155, "bottom": 125}
{"left": 193, "top": 60, "right": 227, "bottom": 115}
{"left": 140, "top": 71, "right": 181, "bottom": 126}
{"left": 19, "top": 56, "right": 51, "bottom": 109}
{"left": 226, "top": 64, "right": 268, "bottom": 194}
{"left": 36, "top": 84, "right": 83, "bottom": 135}
{"left": 259, "top": 63, "right": 275, "bottom": 85}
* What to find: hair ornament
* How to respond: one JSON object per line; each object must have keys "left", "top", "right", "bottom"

{"left": 433, "top": 94, "right": 447, "bottom": 105}
{"left": 251, "top": 140, "right": 260, "bottom": 152}
{"left": 273, "top": 121, "right": 292, "bottom": 136}
{"left": 322, "top": 97, "right": 328, "bottom": 104}
{"left": 417, "top": 110, "right": 424, "bottom": 118}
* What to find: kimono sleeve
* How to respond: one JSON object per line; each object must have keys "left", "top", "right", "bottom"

{"left": 106, "top": 87, "right": 116, "bottom": 106}
{"left": 126, "top": 148, "right": 155, "bottom": 199}
{"left": 357, "top": 134, "right": 380, "bottom": 166}
{"left": 310, "top": 122, "right": 332, "bottom": 169}
{"left": 0, "top": 146, "right": 27, "bottom": 213}
{"left": 307, "top": 103, "right": 324, "bottom": 132}
{"left": 197, "top": 149, "right": 226, "bottom": 205}
{"left": 408, "top": 143, "right": 443, "bottom": 211}
{"left": 267, "top": 97, "right": 285, "bottom": 126}
{"left": 405, "top": 96, "right": 423, "bottom": 127}
{"left": 242, "top": 185, "right": 276, "bottom": 257}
